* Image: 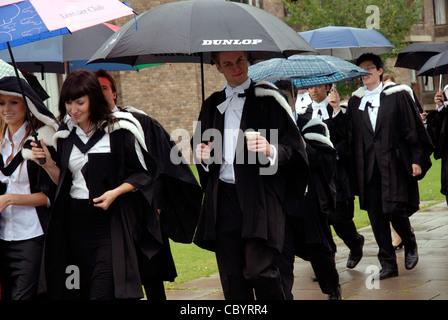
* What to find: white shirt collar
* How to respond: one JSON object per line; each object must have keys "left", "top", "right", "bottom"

{"left": 359, "top": 83, "right": 383, "bottom": 111}
{"left": 218, "top": 78, "right": 251, "bottom": 114}
{"left": 5, "top": 121, "right": 28, "bottom": 146}
{"left": 311, "top": 97, "right": 328, "bottom": 110}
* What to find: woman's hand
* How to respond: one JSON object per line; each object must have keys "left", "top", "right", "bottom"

{"left": 31, "top": 139, "right": 52, "bottom": 167}
{"left": 0, "top": 194, "right": 11, "bottom": 212}
{"left": 93, "top": 189, "right": 119, "bottom": 211}
{"left": 31, "top": 139, "right": 60, "bottom": 185}
{"left": 93, "top": 182, "right": 136, "bottom": 211}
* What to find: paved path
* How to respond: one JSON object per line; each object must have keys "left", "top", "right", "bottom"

{"left": 165, "top": 201, "right": 448, "bottom": 300}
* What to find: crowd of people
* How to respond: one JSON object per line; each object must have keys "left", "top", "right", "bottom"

{"left": 0, "top": 50, "right": 446, "bottom": 300}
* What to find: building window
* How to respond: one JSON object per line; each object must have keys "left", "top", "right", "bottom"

{"left": 424, "top": 76, "right": 435, "bottom": 92}
{"left": 228, "top": 0, "right": 263, "bottom": 8}
{"left": 434, "top": 0, "right": 448, "bottom": 25}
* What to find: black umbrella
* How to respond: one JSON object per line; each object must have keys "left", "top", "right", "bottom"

{"left": 395, "top": 42, "right": 448, "bottom": 70}
{"left": 416, "top": 50, "right": 448, "bottom": 90}
{"left": 88, "top": 0, "right": 316, "bottom": 101}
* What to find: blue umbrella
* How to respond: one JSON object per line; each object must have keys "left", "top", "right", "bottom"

{"left": 248, "top": 54, "right": 369, "bottom": 88}
{"left": 0, "top": 23, "right": 137, "bottom": 73}
{"left": 299, "top": 26, "right": 393, "bottom": 60}
{"left": 0, "top": 0, "right": 133, "bottom": 161}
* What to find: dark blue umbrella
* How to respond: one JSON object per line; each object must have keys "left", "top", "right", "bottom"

{"left": 299, "top": 26, "right": 393, "bottom": 60}
{"left": 248, "top": 55, "right": 369, "bottom": 88}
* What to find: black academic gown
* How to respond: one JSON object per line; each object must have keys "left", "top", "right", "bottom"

{"left": 44, "top": 119, "right": 158, "bottom": 300}
{"left": 301, "top": 103, "right": 355, "bottom": 202}
{"left": 193, "top": 80, "right": 309, "bottom": 253}
{"left": 427, "top": 105, "right": 448, "bottom": 197}
{"left": 118, "top": 106, "right": 203, "bottom": 282}
{"left": 347, "top": 84, "right": 434, "bottom": 215}
{"left": 293, "top": 116, "right": 337, "bottom": 259}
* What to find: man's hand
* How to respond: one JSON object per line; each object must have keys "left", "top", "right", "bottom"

{"left": 412, "top": 164, "right": 422, "bottom": 177}
{"left": 247, "top": 135, "right": 274, "bottom": 157}
{"left": 195, "top": 142, "right": 212, "bottom": 162}
{"left": 434, "top": 90, "right": 444, "bottom": 107}
{"left": 328, "top": 87, "right": 341, "bottom": 114}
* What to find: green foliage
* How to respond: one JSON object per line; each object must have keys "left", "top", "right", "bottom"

{"left": 283, "top": 0, "right": 422, "bottom": 55}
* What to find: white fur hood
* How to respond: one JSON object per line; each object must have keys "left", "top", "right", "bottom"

{"left": 352, "top": 83, "right": 416, "bottom": 101}
{"left": 253, "top": 80, "right": 296, "bottom": 122}
{"left": 51, "top": 111, "right": 147, "bottom": 152}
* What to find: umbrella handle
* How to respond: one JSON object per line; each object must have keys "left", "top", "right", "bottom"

{"left": 7, "top": 42, "right": 46, "bottom": 165}
{"left": 33, "top": 135, "right": 47, "bottom": 165}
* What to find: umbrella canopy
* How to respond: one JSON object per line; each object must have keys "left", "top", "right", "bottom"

{"left": 0, "top": 23, "right": 137, "bottom": 73}
{"left": 299, "top": 26, "right": 393, "bottom": 60}
{"left": 0, "top": 0, "right": 134, "bottom": 50}
{"left": 417, "top": 50, "right": 448, "bottom": 77}
{"left": 248, "top": 54, "right": 369, "bottom": 82}
{"left": 88, "top": 0, "right": 315, "bottom": 66}
{"left": 395, "top": 42, "right": 448, "bottom": 70}
{"left": 0, "top": 58, "right": 25, "bottom": 80}
{"left": 0, "top": 0, "right": 133, "bottom": 156}
{"left": 88, "top": 0, "right": 315, "bottom": 101}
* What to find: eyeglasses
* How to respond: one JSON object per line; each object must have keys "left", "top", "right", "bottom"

{"left": 364, "top": 66, "right": 377, "bottom": 72}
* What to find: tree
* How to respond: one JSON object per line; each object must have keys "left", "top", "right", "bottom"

{"left": 282, "top": 0, "right": 423, "bottom": 97}
{"left": 283, "top": 0, "right": 422, "bottom": 55}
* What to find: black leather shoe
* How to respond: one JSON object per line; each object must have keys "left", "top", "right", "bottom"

{"left": 327, "top": 285, "right": 342, "bottom": 300}
{"left": 405, "top": 247, "right": 419, "bottom": 270}
{"left": 346, "top": 235, "right": 364, "bottom": 269}
{"left": 379, "top": 267, "right": 398, "bottom": 280}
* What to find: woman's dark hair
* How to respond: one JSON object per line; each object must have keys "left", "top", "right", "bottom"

{"left": 58, "top": 70, "right": 115, "bottom": 130}
{"left": 356, "top": 53, "right": 384, "bottom": 81}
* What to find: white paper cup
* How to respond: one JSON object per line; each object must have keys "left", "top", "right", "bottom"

{"left": 245, "top": 131, "right": 260, "bottom": 142}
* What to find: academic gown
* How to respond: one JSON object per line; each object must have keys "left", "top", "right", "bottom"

{"left": 118, "top": 106, "right": 203, "bottom": 282}
{"left": 426, "top": 93, "right": 448, "bottom": 197}
{"left": 300, "top": 103, "right": 355, "bottom": 202}
{"left": 193, "top": 80, "right": 309, "bottom": 253}
{"left": 43, "top": 117, "right": 159, "bottom": 300}
{"left": 293, "top": 116, "right": 337, "bottom": 260}
{"left": 347, "top": 84, "right": 434, "bottom": 215}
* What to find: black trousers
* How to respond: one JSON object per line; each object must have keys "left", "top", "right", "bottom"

{"left": 0, "top": 235, "right": 44, "bottom": 300}
{"left": 280, "top": 216, "right": 340, "bottom": 299}
{"left": 215, "top": 181, "right": 285, "bottom": 300}
{"left": 66, "top": 198, "right": 114, "bottom": 300}
{"left": 364, "top": 169, "right": 417, "bottom": 270}
{"left": 328, "top": 199, "right": 364, "bottom": 251}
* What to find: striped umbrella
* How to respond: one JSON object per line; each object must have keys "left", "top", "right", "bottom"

{"left": 248, "top": 55, "right": 369, "bottom": 88}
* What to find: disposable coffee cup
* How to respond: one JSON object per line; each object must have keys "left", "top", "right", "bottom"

{"left": 245, "top": 131, "right": 260, "bottom": 142}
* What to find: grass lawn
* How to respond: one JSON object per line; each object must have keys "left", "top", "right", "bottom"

{"left": 165, "top": 157, "right": 444, "bottom": 288}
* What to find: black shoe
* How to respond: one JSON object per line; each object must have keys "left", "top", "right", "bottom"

{"left": 405, "top": 247, "right": 418, "bottom": 270}
{"left": 327, "top": 285, "right": 342, "bottom": 300}
{"left": 346, "top": 235, "right": 364, "bottom": 269}
{"left": 379, "top": 267, "right": 398, "bottom": 280}
{"left": 393, "top": 241, "right": 404, "bottom": 251}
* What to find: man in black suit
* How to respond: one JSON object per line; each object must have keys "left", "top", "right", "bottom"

{"left": 347, "top": 53, "right": 433, "bottom": 280}
{"left": 193, "top": 51, "right": 309, "bottom": 300}
{"left": 298, "top": 84, "right": 365, "bottom": 270}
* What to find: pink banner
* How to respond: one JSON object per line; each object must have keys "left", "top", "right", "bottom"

{"left": 30, "top": 0, "right": 133, "bottom": 32}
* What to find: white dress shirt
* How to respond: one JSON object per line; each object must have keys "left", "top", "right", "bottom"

{"left": 359, "top": 84, "right": 383, "bottom": 131}
{"left": 66, "top": 118, "right": 147, "bottom": 199}
{"left": 311, "top": 97, "right": 330, "bottom": 120}
{"left": 202, "top": 78, "right": 277, "bottom": 183}
{"left": 0, "top": 122, "right": 45, "bottom": 241}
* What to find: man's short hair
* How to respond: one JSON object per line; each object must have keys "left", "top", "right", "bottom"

{"left": 356, "top": 53, "right": 384, "bottom": 81}
{"left": 95, "top": 69, "right": 118, "bottom": 103}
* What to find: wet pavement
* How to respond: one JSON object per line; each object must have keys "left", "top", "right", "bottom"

{"left": 165, "top": 201, "right": 448, "bottom": 300}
